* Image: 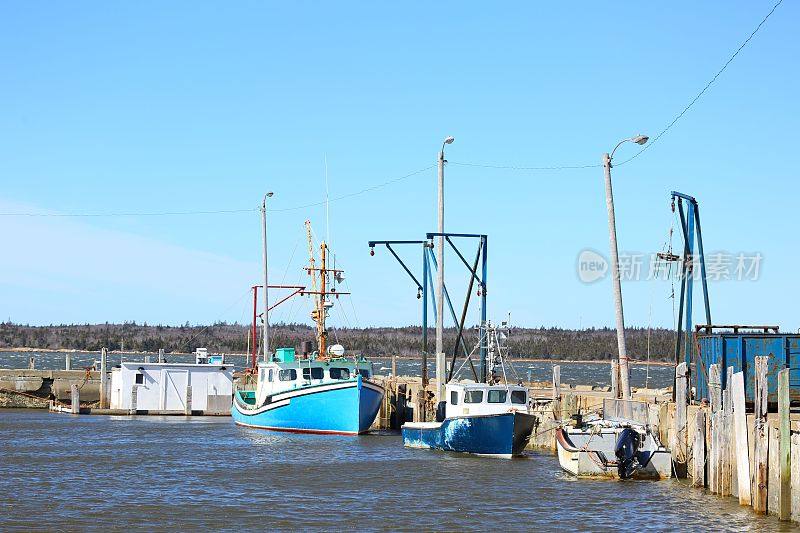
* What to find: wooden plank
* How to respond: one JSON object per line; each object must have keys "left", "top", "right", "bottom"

{"left": 753, "top": 356, "right": 769, "bottom": 514}
{"left": 552, "top": 365, "right": 561, "bottom": 401}
{"left": 709, "top": 363, "right": 721, "bottom": 412}
{"left": 721, "top": 387, "right": 732, "bottom": 497}
{"left": 768, "top": 423, "right": 780, "bottom": 515}
{"left": 70, "top": 384, "right": 79, "bottom": 414}
{"left": 731, "top": 371, "right": 751, "bottom": 506}
{"left": 778, "top": 368, "right": 791, "bottom": 521}
{"left": 671, "top": 362, "right": 688, "bottom": 476}
{"left": 792, "top": 432, "right": 800, "bottom": 523}
{"left": 692, "top": 409, "right": 706, "bottom": 487}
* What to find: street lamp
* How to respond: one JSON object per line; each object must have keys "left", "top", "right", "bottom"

{"left": 436, "top": 136, "right": 454, "bottom": 400}
{"left": 261, "top": 191, "right": 274, "bottom": 362}
{"left": 602, "top": 135, "right": 647, "bottom": 400}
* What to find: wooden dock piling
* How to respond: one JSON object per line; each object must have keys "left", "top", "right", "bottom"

{"left": 70, "top": 384, "right": 79, "bottom": 414}
{"left": 731, "top": 371, "right": 752, "bottom": 506}
{"left": 100, "top": 347, "right": 109, "bottom": 409}
{"left": 692, "top": 410, "right": 706, "bottom": 487}
{"left": 753, "top": 356, "right": 769, "bottom": 514}
{"left": 778, "top": 368, "right": 790, "bottom": 520}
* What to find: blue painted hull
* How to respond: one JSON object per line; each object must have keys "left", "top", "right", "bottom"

{"left": 402, "top": 412, "right": 535, "bottom": 457}
{"left": 232, "top": 377, "right": 384, "bottom": 435}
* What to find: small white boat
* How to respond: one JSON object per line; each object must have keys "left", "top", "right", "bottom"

{"left": 555, "top": 399, "right": 672, "bottom": 480}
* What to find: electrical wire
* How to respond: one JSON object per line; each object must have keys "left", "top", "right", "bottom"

{"left": 616, "top": 0, "right": 784, "bottom": 167}
{"left": 451, "top": 0, "right": 784, "bottom": 172}
{"left": 0, "top": 164, "right": 435, "bottom": 218}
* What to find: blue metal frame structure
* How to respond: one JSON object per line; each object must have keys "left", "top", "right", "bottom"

{"left": 671, "top": 191, "right": 711, "bottom": 368}
{"left": 368, "top": 232, "right": 488, "bottom": 383}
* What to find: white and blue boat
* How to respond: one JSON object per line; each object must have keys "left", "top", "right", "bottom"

{"left": 401, "top": 321, "right": 535, "bottom": 457}
{"left": 402, "top": 382, "right": 535, "bottom": 457}
{"left": 232, "top": 217, "right": 384, "bottom": 435}
{"left": 232, "top": 353, "right": 384, "bottom": 435}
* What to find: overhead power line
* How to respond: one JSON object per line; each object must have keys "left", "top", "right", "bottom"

{"left": 0, "top": 164, "right": 435, "bottom": 218}
{"left": 451, "top": 0, "right": 784, "bottom": 172}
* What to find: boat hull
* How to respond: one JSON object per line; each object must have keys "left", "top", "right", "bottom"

{"left": 402, "top": 412, "right": 535, "bottom": 458}
{"left": 231, "top": 377, "right": 384, "bottom": 435}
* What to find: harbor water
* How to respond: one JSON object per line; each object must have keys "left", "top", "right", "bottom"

{"left": 0, "top": 409, "right": 793, "bottom": 531}
{"left": 0, "top": 350, "right": 676, "bottom": 389}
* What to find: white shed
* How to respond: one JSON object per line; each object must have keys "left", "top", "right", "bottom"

{"left": 110, "top": 362, "right": 233, "bottom": 414}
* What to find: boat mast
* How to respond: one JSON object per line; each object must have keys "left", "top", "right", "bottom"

{"left": 261, "top": 193, "right": 273, "bottom": 363}
{"left": 318, "top": 242, "right": 328, "bottom": 359}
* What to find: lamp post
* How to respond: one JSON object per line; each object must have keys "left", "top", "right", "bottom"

{"left": 436, "top": 136, "right": 454, "bottom": 401}
{"left": 603, "top": 134, "right": 647, "bottom": 400}
{"left": 261, "top": 191, "right": 274, "bottom": 362}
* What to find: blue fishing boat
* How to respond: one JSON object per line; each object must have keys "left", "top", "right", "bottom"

{"left": 232, "top": 215, "right": 384, "bottom": 435}
{"left": 402, "top": 382, "right": 535, "bottom": 457}
{"left": 232, "top": 354, "right": 384, "bottom": 434}
{"left": 401, "top": 321, "right": 535, "bottom": 457}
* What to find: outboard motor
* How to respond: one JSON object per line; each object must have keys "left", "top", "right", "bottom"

{"left": 614, "top": 427, "right": 642, "bottom": 479}
{"left": 436, "top": 401, "right": 447, "bottom": 422}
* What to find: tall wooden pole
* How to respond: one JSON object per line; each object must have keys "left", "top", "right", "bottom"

{"left": 261, "top": 194, "right": 271, "bottom": 362}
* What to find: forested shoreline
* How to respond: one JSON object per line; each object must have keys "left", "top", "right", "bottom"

{"left": 0, "top": 322, "right": 676, "bottom": 361}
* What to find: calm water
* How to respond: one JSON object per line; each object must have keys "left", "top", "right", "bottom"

{"left": 0, "top": 409, "right": 791, "bottom": 531}
{"left": 0, "top": 350, "right": 676, "bottom": 389}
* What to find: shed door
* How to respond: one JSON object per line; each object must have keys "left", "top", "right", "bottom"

{"left": 161, "top": 370, "right": 189, "bottom": 411}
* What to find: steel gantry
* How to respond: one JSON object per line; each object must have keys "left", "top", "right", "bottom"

{"left": 368, "top": 232, "right": 488, "bottom": 386}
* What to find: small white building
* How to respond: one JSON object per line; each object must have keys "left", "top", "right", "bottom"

{"left": 110, "top": 362, "right": 234, "bottom": 414}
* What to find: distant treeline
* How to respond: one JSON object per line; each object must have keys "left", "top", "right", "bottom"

{"left": 0, "top": 322, "right": 676, "bottom": 361}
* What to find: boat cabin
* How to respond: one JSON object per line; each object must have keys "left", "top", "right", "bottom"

{"left": 254, "top": 354, "right": 374, "bottom": 407}
{"left": 444, "top": 382, "right": 529, "bottom": 419}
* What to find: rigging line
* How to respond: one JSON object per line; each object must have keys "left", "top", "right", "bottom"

{"left": 0, "top": 208, "right": 258, "bottom": 218}
{"left": 176, "top": 288, "right": 252, "bottom": 353}
{"left": 616, "top": 0, "right": 784, "bottom": 167}
{"left": 0, "top": 164, "right": 434, "bottom": 218}
{"left": 270, "top": 164, "right": 436, "bottom": 212}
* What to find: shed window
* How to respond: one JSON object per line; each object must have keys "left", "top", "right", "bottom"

{"left": 511, "top": 390, "right": 527, "bottom": 405}
{"left": 268, "top": 369, "right": 274, "bottom": 382}
{"left": 279, "top": 369, "right": 297, "bottom": 381}
{"left": 135, "top": 373, "right": 144, "bottom": 385}
{"left": 464, "top": 390, "right": 484, "bottom": 404}
{"left": 330, "top": 367, "right": 350, "bottom": 380}
{"left": 302, "top": 367, "right": 324, "bottom": 380}
{"left": 487, "top": 390, "right": 508, "bottom": 403}
{"left": 357, "top": 368, "right": 371, "bottom": 378}
{"left": 450, "top": 391, "right": 459, "bottom": 405}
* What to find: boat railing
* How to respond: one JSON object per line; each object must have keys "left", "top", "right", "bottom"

{"left": 602, "top": 398, "right": 653, "bottom": 427}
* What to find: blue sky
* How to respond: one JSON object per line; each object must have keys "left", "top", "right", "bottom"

{"left": 1, "top": 1, "right": 797, "bottom": 331}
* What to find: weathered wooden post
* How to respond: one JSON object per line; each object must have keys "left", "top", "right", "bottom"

{"left": 552, "top": 365, "right": 561, "bottom": 420}
{"left": 753, "top": 356, "right": 769, "bottom": 514}
{"left": 130, "top": 385, "right": 138, "bottom": 415}
{"left": 671, "top": 362, "right": 688, "bottom": 475}
{"left": 692, "top": 410, "right": 706, "bottom": 487}
{"left": 185, "top": 384, "right": 192, "bottom": 415}
{"left": 708, "top": 363, "right": 721, "bottom": 493}
{"left": 391, "top": 354, "right": 397, "bottom": 378}
{"left": 70, "top": 384, "right": 80, "bottom": 414}
{"left": 65, "top": 353, "right": 72, "bottom": 371}
{"left": 29, "top": 356, "right": 35, "bottom": 369}
{"left": 778, "top": 368, "right": 790, "bottom": 521}
{"left": 100, "top": 347, "right": 109, "bottom": 409}
{"left": 721, "top": 385, "right": 732, "bottom": 497}
{"left": 731, "top": 371, "right": 751, "bottom": 505}
{"left": 158, "top": 348, "right": 165, "bottom": 363}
